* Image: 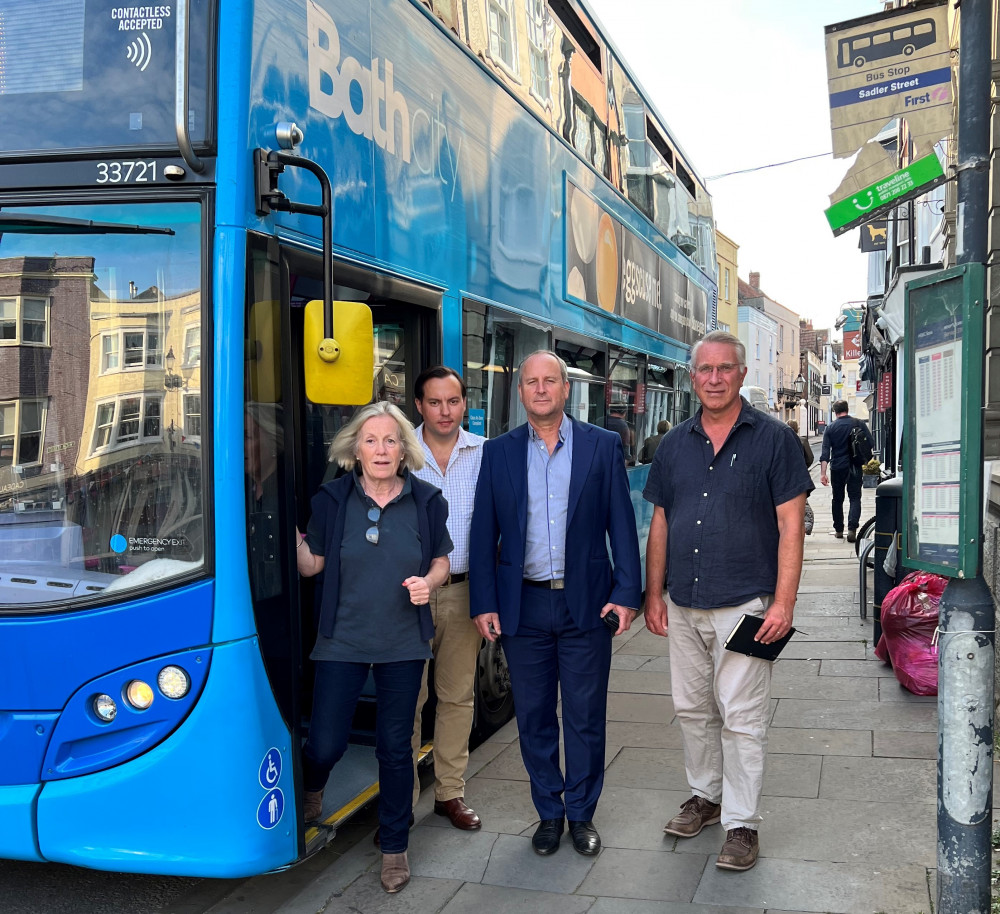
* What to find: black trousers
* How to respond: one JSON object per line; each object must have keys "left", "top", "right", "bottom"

{"left": 831, "top": 465, "right": 862, "bottom": 533}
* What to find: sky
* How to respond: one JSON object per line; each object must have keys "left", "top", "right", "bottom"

{"left": 585, "top": 0, "right": 881, "bottom": 330}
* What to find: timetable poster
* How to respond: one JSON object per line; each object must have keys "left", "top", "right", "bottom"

{"left": 912, "top": 313, "right": 962, "bottom": 564}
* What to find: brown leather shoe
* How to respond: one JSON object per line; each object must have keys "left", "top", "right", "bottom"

{"left": 303, "top": 789, "right": 324, "bottom": 823}
{"left": 434, "top": 797, "right": 482, "bottom": 830}
{"left": 716, "top": 827, "right": 759, "bottom": 871}
{"left": 380, "top": 851, "right": 410, "bottom": 893}
{"left": 663, "top": 795, "right": 721, "bottom": 837}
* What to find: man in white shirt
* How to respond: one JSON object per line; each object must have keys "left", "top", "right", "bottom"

{"left": 410, "top": 365, "right": 486, "bottom": 830}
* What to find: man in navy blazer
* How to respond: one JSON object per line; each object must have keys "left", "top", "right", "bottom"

{"left": 469, "top": 350, "right": 641, "bottom": 857}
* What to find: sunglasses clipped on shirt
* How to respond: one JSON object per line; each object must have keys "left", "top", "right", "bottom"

{"left": 366, "top": 506, "right": 382, "bottom": 545}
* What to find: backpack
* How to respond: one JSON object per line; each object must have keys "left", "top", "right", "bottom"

{"left": 848, "top": 420, "right": 873, "bottom": 467}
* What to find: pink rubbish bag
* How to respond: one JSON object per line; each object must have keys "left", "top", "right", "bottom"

{"left": 873, "top": 571, "right": 947, "bottom": 696}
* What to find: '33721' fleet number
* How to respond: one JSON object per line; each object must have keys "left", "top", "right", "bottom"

{"left": 95, "top": 161, "right": 157, "bottom": 184}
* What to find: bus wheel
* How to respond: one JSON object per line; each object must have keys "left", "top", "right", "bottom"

{"left": 854, "top": 56, "right": 866, "bottom": 67}
{"left": 473, "top": 638, "right": 513, "bottom": 737}
{"left": 903, "top": 44, "right": 914, "bottom": 55}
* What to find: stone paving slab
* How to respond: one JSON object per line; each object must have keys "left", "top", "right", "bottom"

{"left": 609, "top": 652, "right": 648, "bottom": 670}
{"left": 607, "top": 668, "right": 672, "bottom": 694}
{"left": 819, "top": 756, "right": 937, "bottom": 803}
{"left": 604, "top": 719, "right": 684, "bottom": 750}
{"left": 780, "top": 641, "right": 869, "bottom": 661}
{"left": 406, "top": 825, "right": 497, "bottom": 882}
{"left": 877, "top": 678, "right": 936, "bottom": 702}
{"left": 606, "top": 691, "right": 674, "bottom": 723}
{"left": 873, "top": 730, "right": 937, "bottom": 759}
{"left": 575, "top": 846, "right": 707, "bottom": 901}
{"left": 770, "top": 672, "right": 877, "bottom": 701}
{"left": 773, "top": 698, "right": 937, "bottom": 732}
{"left": 614, "top": 627, "right": 670, "bottom": 655}
{"left": 767, "top": 727, "right": 872, "bottom": 757}
{"left": 438, "top": 882, "right": 594, "bottom": 914}
{"left": 589, "top": 901, "right": 764, "bottom": 914}
{"left": 693, "top": 857, "right": 932, "bottom": 914}
{"left": 317, "top": 873, "right": 463, "bottom": 913}
{"left": 480, "top": 833, "right": 596, "bottom": 893}
{"left": 821, "top": 659, "right": 895, "bottom": 678}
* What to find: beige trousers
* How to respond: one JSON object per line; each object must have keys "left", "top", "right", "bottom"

{"left": 666, "top": 594, "right": 773, "bottom": 831}
{"left": 412, "top": 579, "right": 482, "bottom": 806}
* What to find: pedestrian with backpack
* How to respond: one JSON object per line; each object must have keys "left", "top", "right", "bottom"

{"left": 819, "top": 400, "right": 874, "bottom": 542}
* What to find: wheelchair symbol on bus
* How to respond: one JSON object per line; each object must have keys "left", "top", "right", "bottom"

{"left": 258, "top": 748, "right": 282, "bottom": 789}
{"left": 257, "top": 788, "right": 284, "bottom": 829}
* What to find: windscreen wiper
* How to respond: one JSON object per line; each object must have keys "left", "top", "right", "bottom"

{"left": 0, "top": 213, "right": 175, "bottom": 235}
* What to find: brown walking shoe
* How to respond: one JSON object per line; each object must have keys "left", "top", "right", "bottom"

{"left": 716, "top": 827, "right": 759, "bottom": 871}
{"left": 663, "top": 796, "right": 721, "bottom": 837}
{"left": 380, "top": 851, "right": 410, "bottom": 893}
{"left": 303, "top": 789, "right": 324, "bottom": 823}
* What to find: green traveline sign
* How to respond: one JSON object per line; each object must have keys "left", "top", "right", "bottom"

{"left": 825, "top": 153, "right": 945, "bottom": 235}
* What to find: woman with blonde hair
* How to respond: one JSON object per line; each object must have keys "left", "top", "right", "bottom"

{"left": 296, "top": 401, "right": 452, "bottom": 893}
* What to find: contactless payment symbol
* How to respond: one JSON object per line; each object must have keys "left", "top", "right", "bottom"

{"left": 258, "top": 748, "right": 282, "bottom": 789}
{"left": 257, "top": 788, "right": 284, "bottom": 829}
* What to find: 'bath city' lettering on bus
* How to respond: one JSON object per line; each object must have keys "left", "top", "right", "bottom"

{"left": 306, "top": 0, "right": 464, "bottom": 200}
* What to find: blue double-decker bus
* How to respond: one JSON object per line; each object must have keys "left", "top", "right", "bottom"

{"left": 0, "top": 0, "right": 715, "bottom": 876}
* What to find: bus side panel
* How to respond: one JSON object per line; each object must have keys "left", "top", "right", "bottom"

{"left": 0, "top": 785, "right": 42, "bottom": 862}
{"left": 37, "top": 637, "right": 294, "bottom": 877}
{"left": 627, "top": 463, "right": 653, "bottom": 589}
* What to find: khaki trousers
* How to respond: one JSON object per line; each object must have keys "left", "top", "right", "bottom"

{"left": 666, "top": 594, "right": 773, "bottom": 831}
{"left": 411, "top": 579, "right": 482, "bottom": 806}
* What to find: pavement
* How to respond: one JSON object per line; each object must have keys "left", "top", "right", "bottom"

{"left": 253, "top": 455, "right": 945, "bottom": 914}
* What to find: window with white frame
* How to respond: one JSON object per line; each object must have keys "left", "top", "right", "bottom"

{"left": 525, "top": 0, "right": 549, "bottom": 101}
{"left": 184, "top": 393, "right": 202, "bottom": 439}
{"left": 90, "top": 393, "right": 163, "bottom": 453}
{"left": 724, "top": 268, "right": 730, "bottom": 302}
{"left": 488, "top": 0, "right": 518, "bottom": 73}
{"left": 0, "top": 296, "right": 49, "bottom": 345}
{"left": 0, "top": 398, "right": 46, "bottom": 467}
{"left": 183, "top": 324, "right": 201, "bottom": 367}
{"left": 100, "top": 328, "right": 162, "bottom": 373}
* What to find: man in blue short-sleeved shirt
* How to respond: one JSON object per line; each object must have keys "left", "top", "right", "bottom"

{"left": 643, "top": 330, "right": 813, "bottom": 874}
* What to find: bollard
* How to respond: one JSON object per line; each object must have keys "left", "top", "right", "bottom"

{"left": 936, "top": 576, "right": 995, "bottom": 913}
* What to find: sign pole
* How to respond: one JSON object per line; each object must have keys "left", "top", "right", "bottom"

{"left": 936, "top": 0, "right": 994, "bottom": 910}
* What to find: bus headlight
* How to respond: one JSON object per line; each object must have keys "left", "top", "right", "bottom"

{"left": 125, "top": 680, "right": 155, "bottom": 710}
{"left": 157, "top": 665, "right": 191, "bottom": 700}
{"left": 93, "top": 694, "right": 117, "bottom": 722}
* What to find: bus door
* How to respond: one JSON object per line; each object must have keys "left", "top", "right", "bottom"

{"left": 246, "top": 235, "right": 442, "bottom": 838}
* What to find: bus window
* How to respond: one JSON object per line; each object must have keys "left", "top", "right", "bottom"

{"left": 464, "top": 300, "right": 549, "bottom": 437}
{"left": 608, "top": 348, "right": 639, "bottom": 464}
{"left": 556, "top": 340, "right": 606, "bottom": 427}
{"left": 0, "top": 202, "right": 206, "bottom": 607}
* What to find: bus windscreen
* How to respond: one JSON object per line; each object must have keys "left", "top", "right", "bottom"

{"left": 0, "top": 0, "right": 213, "bottom": 154}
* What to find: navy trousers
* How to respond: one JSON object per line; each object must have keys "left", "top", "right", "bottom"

{"left": 303, "top": 659, "right": 424, "bottom": 853}
{"left": 831, "top": 464, "right": 863, "bottom": 533}
{"left": 501, "top": 584, "right": 612, "bottom": 821}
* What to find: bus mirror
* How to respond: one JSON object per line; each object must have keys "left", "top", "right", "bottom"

{"left": 248, "top": 300, "right": 281, "bottom": 404}
{"left": 303, "top": 300, "right": 374, "bottom": 405}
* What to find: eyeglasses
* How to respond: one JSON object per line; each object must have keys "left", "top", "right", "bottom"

{"left": 694, "top": 363, "right": 740, "bottom": 377}
{"left": 365, "top": 506, "right": 382, "bottom": 545}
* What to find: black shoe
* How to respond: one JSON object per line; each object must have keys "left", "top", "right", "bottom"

{"left": 373, "top": 813, "right": 415, "bottom": 847}
{"left": 846, "top": 528, "right": 857, "bottom": 543}
{"left": 531, "top": 818, "right": 564, "bottom": 855}
{"left": 568, "top": 820, "right": 601, "bottom": 855}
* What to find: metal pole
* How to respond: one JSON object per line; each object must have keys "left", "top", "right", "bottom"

{"left": 937, "top": 0, "right": 994, "bottom": 910}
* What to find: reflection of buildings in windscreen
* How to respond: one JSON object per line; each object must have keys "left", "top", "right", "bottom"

{"left": 246, "top": 403, "right": 284, "bottom": 599}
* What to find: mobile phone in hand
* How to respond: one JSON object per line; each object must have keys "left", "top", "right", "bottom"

{"left": 603, "top": 610, "right": 620, "bottom": 633}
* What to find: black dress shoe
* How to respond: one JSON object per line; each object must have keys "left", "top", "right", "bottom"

{"left": 568, "top": 820, "right": 601, "bottom": 856}
{"left": 531, "top": 818, "right": 564, "bottom": 856}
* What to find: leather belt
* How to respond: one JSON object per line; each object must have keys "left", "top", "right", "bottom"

{"left": 523, "top": 578, "right": 565, "bottom": 590}
{"left": 442, "top": 572, "right": 468, "bottom": 587}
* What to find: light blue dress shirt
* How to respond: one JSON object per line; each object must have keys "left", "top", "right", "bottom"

{"left": 523, "top": 413, "right": 573, "bottom": 581}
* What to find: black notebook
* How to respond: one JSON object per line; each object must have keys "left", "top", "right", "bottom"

{"left": 724, "top": 614, "right": 795, "bottom": 661}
